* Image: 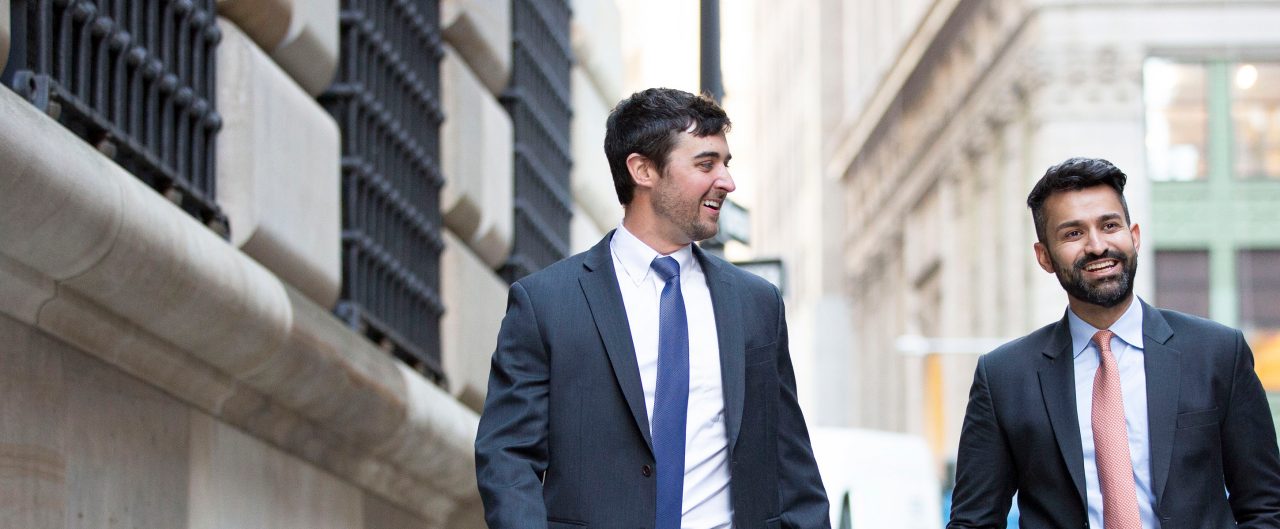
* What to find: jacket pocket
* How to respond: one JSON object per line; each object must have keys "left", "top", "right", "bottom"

{"left": 745, "top": 342, "right": 777, "bottom": 367}
{"left": 547, "top": 518, "right": 586, "bottom": 528}
{"left": 1176, "top": 407, "right": 1220, "bottom": 429}
{"left": 765, "top": 516, "right": 782, "bottom": 529}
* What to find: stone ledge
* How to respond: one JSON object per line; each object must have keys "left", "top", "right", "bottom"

{"left": 441, "top": 46, "right": 514, "bottom": 269}
{"left": 271, "top": 0, "right": 339, "bottom": 95}
{"left": 217, "top": 0, "right": 339, "bottom": 96}
{"left": 569, "top": 0, "right": 623, "bottom": 105}
{"left": 217, "top": 18, "right": 342, "bottom": 309}
{"left": 216, "top": 0, "right": 292, "bottom": 53}
{"left": 440, "top": 231, "right": 507, "bottom": 412}
{"left": 0, "top": 86, "right": 482, "bottom": 527}
{"left": 570, "top": 67, "right": 622, "bottom": 235}
{"left": 442, "top": 0, "right": 511, "bottom": 96}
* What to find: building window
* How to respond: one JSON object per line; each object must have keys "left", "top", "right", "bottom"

{"left": 2, "top": 0, "right": 227, "bottom": 234}
{"left": 1146, "top": 58, "right": 1280, "bottom": 182}
{"left": 1145, "top": 59, "right": 1208, "bottom": 182}
{"left": 1239, "top": 249, "right": 1280, "bottom": 331}
{"left": 320, "top": 0, "right": 446, "bottom": 381}
{"left": 499, "top": 0, "right": 573, "bottom": 282}
{"left": 1154, "top": 249, "right": 1210, "bottom": 319}
{"left": 1232, "top": 63, "right": 1280, "bottom": 180}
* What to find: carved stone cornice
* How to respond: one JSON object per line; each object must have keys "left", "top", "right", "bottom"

{"left": 843, "top": 1, "right": 1035, "bottom": 274}
{"left": 1022, "top": 42, "right": 1147, "bottom": 121}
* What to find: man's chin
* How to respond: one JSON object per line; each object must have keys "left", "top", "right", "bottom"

{"left": 691, "top": 226, "right": 718, "bottom": 242}
{"left": 1081, "top": 286, "right": 1131, "bottom": 308}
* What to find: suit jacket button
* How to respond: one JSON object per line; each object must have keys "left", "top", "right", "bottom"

{"left": 642, "top": 465, "right": 652, "bottom": 477}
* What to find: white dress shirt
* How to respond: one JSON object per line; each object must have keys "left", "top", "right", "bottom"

{"left": 1069, "top": 298, "right": 1161, "bottom": 529}
{"left": 610, "top": 225, "right": 733, "bottom": 529}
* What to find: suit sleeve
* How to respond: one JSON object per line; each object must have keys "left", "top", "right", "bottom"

{"left": 772, "top": 287, "right": 833, "bottom": 529}
{"left": 1222, "top": 330, "right": 1280, "bottom": 528}
{"left": 474, "top": 281, "right": 550, "bottom": 529}
{"left": 947, "top": 356, "right": 1016, "bottom": 529}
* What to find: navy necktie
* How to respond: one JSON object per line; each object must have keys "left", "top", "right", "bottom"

{"left": 650, "top": 256, "right": 688, "bottom": 529}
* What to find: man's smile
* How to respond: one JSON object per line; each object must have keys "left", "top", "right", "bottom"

{"left": 1082, "top": 258, "right": 1120, "bottom": 276}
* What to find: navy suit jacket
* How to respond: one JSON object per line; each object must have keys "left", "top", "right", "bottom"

{"left": 949, "top": 300, "right": 1280, "bottom": 529}
{"left": 475, "top": 232, "right": 830, "bottom": 529}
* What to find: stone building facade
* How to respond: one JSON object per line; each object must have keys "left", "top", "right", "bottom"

{"left": 0, "top": 0, "right": 623, "bottom": 527}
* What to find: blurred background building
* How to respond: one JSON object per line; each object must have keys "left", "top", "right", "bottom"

{"left": 725, "top": 0, "right": 1280, "bottom": 524}
{"left": 3, "top": 0, "right": 1278, "bottom": 527}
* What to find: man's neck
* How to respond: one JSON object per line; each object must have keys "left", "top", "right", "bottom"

{"left": 620, "top": 213, "right": 690, "bottom": 256}
{"left": 1068, "top": 295, "right": 1135, "bottom": 330}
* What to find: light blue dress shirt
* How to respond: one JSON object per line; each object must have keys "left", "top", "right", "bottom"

{"left": 1069, "top": 298, "right": 1160, "bottom": 529}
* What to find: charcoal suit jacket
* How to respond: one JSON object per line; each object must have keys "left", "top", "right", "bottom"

{"left": 949, "top": 300, "right": 1280, "bottom": 529}
{"left": 475, "top": 231, "right": 830, "bottom": 529}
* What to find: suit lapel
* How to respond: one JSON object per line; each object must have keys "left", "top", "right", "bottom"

{"left": 579, "top": 231, "right": 653, "bottom": 452}
{"left": 1037, "top": 314, "right": 1088, "bottom": 507}
{"left": 1141, "top": 300, "right": 1179, "bottom": 507}
{"left": 695, "top": 245, "right": 746, "bottom": 452}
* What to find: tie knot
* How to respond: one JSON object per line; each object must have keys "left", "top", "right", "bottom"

{"left": 1092, "top": 329, "right": 1115, "bottom": 353}
{"left": 651, "top": 256, "right": 680, "bottom": 282}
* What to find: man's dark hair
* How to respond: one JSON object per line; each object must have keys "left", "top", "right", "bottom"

{"left": 604, "top": 88, "right": 731, "bottom": 205}
{"left": 1027, "top": 157, "right": 1131, "bottom": 243}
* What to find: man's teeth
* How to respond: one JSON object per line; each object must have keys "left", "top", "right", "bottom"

{"left": 1085, "top": 260, "right": 1116, "bottom": 272}
{"left": 703, "top": 200, "right": 721, "bottom": 209}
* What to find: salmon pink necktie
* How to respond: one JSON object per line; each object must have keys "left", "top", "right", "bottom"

{"left": 1091, "top": 329, "right": 1142, "bottom": 529}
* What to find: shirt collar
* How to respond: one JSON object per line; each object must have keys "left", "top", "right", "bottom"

{"left": 1068, "top": 296, "right": 1145, "bottom": 359}
{"left": 610, "top": 224, "right": 696, "bottom": 286}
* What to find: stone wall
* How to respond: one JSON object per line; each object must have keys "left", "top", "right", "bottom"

{"left": 0, "top": 0, "right": 621, "bottom": 526}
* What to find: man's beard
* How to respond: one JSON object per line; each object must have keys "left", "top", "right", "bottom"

{"left": 652, "top": 179, "right": 718, "bottom": 242}
{"left": 1053, "top": 248, "right": 1138, "bottom": 308}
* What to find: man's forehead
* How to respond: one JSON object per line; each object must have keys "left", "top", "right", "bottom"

{"left": 1045, "top": 186, "right": 1125, "bottom": 221}
{"left": 673, "top": 130, "right": 729, "bottom": 153}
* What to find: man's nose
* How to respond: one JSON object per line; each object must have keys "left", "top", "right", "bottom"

{"left": 1083, "top": 229, "right": 1106, "bottom": 254}
{"left": 716, "top": 169, "right": 736, "bottom": 193}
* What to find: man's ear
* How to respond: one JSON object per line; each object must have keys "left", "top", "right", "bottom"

{"left": 1034, "top": 242, "right": 1056, "bottom": 274}
{"left": 627, "top": 153, "right": 657, "bottom": 191}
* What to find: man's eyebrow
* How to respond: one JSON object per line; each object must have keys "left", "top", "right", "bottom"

{"left": 692, "top": 150, "right": 723, "bottom": 159}
{"left": 1052, "top": 212, "right": 1123, "bottom": 232}
{"left": 1053, "top": 219, "right": 1084, "bottom": 232}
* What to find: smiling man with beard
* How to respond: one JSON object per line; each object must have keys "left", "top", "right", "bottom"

{"left": 475, "top": 88, "right": 830, "bottom": 529}
{"left": 948, "top": 157, "right": 1280, "bottom": 529}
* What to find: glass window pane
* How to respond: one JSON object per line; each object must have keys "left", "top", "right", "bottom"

{"left": 1155, "top": 250, "right": 1210, "bottom": 318}
{"left": 1145, "top": 59, "right": 1209, "bottom": 182}
{"left": 1239, "top": 249, "right": 1280, "bottom": 330}
{"left": 1232, "top": 62, "right": 1280, "bottom": 180}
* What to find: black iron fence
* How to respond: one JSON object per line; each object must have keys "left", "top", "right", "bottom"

{"left": 499, "top": 0, "right": 573, "bottom": 282}
{"left": 320, "top": 0, "right": 446, "bottom": 380}
{"left": 2, "top": 0, "right": 227, "bottom": 235}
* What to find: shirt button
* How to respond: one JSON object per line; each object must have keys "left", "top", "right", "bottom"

{"left": 642, "top": 464, "right": 652, "bottom": 477}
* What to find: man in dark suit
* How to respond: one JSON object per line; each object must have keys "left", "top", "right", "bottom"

{"left": 475, "top": 88, "right": 830, "bottom": 529}
{"left": 948, "top": 157, "right": 1280, "bottom": 529}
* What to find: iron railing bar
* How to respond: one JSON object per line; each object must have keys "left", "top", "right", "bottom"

{"left": 513, "top": 149, "right": 573, "bottom": 218}
{"left": 513, "top": 199, "right": 570, "bottom": 256}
